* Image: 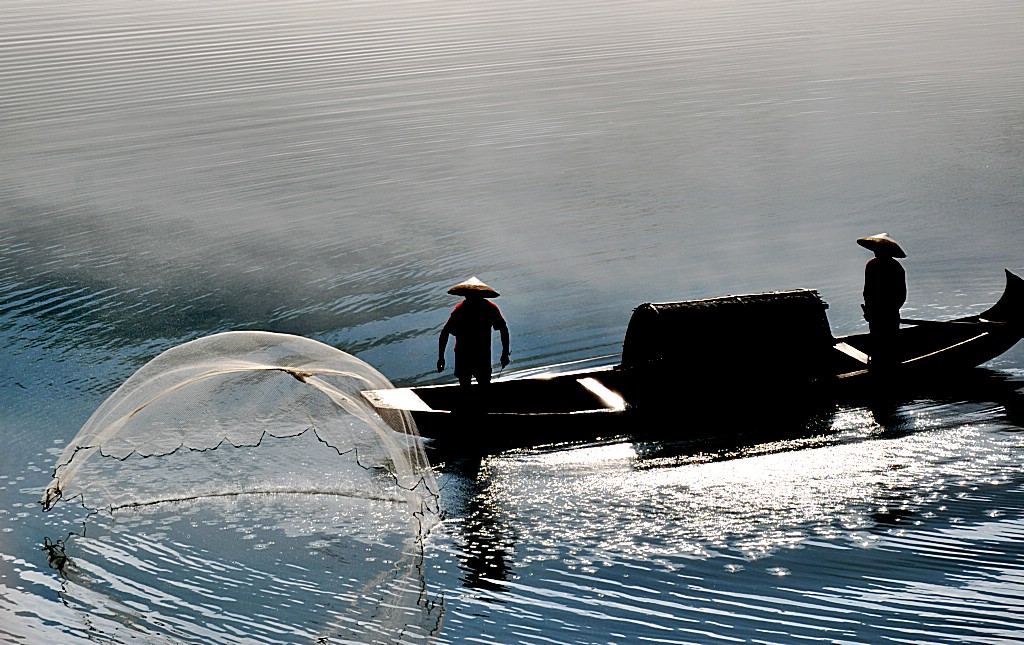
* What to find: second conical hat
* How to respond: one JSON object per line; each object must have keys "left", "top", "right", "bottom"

{"left": 447, "top": 276, "right": 500, "bottom": 298}
{"left": 857, "top": 232, "right": 906, "bottom": 258}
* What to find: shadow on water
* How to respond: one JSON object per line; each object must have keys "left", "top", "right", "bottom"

{"left": 629, "top": 402, "right": 841, "bottom": 469}
{"left": 438, "top": 458, "right": 515, "bottom": 594}
{"left": 849, "top": 367, "right": 1024, "bottom": 434}
{"left": 548, "top": 366, "right": 1024, "bottom": 471}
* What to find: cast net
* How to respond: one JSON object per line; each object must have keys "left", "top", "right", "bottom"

{"left": 41, "top": 331, "right": 439, "bottom": 537}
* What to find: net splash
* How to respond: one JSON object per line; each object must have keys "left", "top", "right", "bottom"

{"left": 41, "top": 331, "right": 440, "bottom": 538}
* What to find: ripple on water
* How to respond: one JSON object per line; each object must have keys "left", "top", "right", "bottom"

{"left": 427, "top": 414, "right": 1024, "bottom": 643}
{"left": 44, "top": 493, "right": 442, "bottom": 644}
{"left": 4, "top": 0, "right": 1024, "bottom": 642}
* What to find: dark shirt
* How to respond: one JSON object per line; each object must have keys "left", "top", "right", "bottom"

{"left": 442, "top": 298, "right": 507, "bottom": 364}
{"left": 863, "top": 256, "right": 906, "bottom": 322}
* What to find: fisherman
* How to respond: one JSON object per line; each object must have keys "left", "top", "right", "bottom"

{"left": 858, "top": 232, "right": 907, "bottom": 367}
{"left": 437, "top": 277, "right": 510, "bottom": 388}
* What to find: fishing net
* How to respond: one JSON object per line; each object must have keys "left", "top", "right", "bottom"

{"left": 41, "top": 331, "right": 439, "bottom": 537}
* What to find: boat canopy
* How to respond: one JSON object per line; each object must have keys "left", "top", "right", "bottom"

{"left": 620, "top": 289, "right": 834, "bottom": 382}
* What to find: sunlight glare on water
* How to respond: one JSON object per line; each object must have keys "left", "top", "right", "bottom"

{"left": 470, "top": 417, "right": 1024, "bottom": 567}
{"left": 426, "top": 414, "right": 1024, "bottom": 643}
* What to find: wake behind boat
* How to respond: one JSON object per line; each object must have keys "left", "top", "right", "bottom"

{"left": 362, "top": 270, "right": 1024, "bottom": 450}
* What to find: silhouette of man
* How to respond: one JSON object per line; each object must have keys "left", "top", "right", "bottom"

{"left": 858, "top": 233, "right": 907, "bottom": 366}
{"left": 437, "top": 277, "right": 510, "bottom": 387}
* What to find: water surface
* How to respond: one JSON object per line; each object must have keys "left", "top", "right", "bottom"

{"left": 3, "top": 0, "right": 1024, "bottom": 642}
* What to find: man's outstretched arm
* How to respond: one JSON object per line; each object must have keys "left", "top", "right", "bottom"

{"left": 437, "top": 329, "right": 450, "bottom": 372}
{"left": 499, "top": 326, "right": 510, "bottom": 367}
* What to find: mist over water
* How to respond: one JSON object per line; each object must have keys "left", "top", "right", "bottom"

{"left": 3, "top": 0, "right": 1024, "bottom": 643}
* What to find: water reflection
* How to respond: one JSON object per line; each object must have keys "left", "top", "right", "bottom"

{"left": 439, "top": 458, "right": 514, "bottom": 593}
{"left": 631, "top": 404, "right": 839, "bottom": 468}
{"left": 855, "top": 367, "right": 1024, "bottom": 435}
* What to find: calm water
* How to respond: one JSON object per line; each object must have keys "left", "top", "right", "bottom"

{"left": 3, "top": 0, "right": 1024, "bottom": 642}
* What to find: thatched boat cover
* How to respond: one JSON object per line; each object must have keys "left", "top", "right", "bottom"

{"left": 621, "top": 289, "right": 834, "bottom": 382}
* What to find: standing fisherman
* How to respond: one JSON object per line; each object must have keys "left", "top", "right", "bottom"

{"left": 858, "top": 233, "right": 907, "bottom": 367}
{"left": 437, "top": 277, "right": 510, "bottom": 388}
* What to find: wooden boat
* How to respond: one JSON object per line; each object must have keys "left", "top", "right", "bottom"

{"left": 362, "top": 270, "right": 1024, "bottom": 451}
{"left": 830, "top": 269, "right": 1024, "bottom": 380}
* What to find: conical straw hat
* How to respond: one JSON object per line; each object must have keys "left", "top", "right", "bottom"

{"left": 857, "top": 232, "right": 906, "bottom": 258}
{"left": 447, "top": 276, "right": 500, "bottom": 298}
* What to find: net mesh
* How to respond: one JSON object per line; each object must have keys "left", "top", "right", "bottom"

{"left": 41, "top": 331, "right": 439, "bottom": 536}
